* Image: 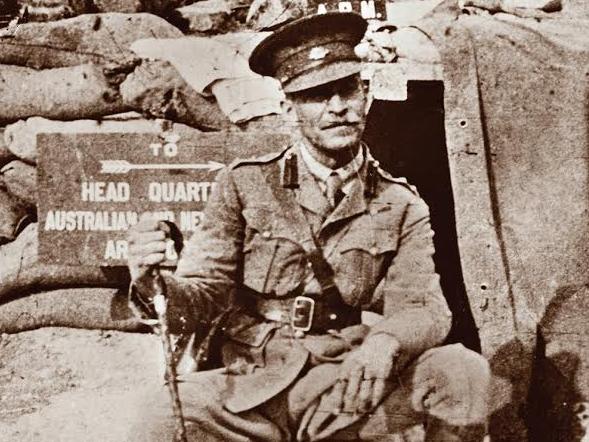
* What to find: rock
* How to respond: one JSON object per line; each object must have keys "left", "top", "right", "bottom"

{"left": 4, "top": 115, "right": 202, "bottom": 163}
{"left": 0, "top": 13, "right": 183, "bottom": 69}
{"left": 0, "top": 64, "right": 129, "bottom": 124}
{"left": 1, "top": 160, "right": 37, "bottom": 208}
{"left": 120, "top": 59, "right": 231, "bottom": 130}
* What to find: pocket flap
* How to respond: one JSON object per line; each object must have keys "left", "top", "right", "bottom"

{"left": 339, "top": 228, "right": 398, "bottom": 254}
{"left": 242, "top": 207, "right": 299, "bottom": 242}
{"left": 225, "top": 319, "right": 281, "bottom": 348}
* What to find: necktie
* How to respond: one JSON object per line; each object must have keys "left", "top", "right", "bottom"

{"left": 325, "top": 171, "right": 344, "bottom": 207}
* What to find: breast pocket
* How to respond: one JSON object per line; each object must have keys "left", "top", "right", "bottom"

{"left": 242, "top": 207, "right": 306, "bottom": 295}
{"left": 335, "top": 228, "right": 398, "bottom": 305}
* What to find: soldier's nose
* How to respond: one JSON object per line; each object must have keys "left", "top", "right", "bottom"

{"left": 327, "top": 93, "right": 347, "bottom": 114}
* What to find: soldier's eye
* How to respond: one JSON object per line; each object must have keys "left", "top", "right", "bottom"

{"left": 331, "top": 76, "right": 361, "bottom": 97}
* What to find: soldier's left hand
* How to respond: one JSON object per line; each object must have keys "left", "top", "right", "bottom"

{"left": 333, "top": 333, "right": 400, "bottom": 415}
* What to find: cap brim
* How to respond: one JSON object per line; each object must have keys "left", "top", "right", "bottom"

{"left": 283, "top": 60, "right": 362, "bottom": 93}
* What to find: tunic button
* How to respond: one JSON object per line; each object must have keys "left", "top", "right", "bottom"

{"left": 369, "top": 246, "right": 379, "bottom": 255}
{"left": 307, "top": 262, "right": 313, "bottom": 268}
{"left": 262, "top": 230, "right": 271, "bottom": 239}
{"left": 293, "top": 330, "right": 305, "bottom": 339}
{"left": 329, "top": 313, "right": 337, "bottom": 320}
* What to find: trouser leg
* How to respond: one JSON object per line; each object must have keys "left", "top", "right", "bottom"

{"left": 358, "top": 343, "right": 490, "bottom": 442}
{"left": 300, "top": 344, "right": 490, "bottom": 441}
{"left": 127, "top": 344, "right": 489, "bottom": 442}
{"left": 412, "top": 344, "right": 490, "bottom": 442}
{"left": 127, "top": 368, "right": 290, "bottom": 442}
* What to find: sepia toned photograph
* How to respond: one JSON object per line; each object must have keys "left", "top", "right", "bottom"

{"left": 0, "top": 0, "right": 587, "bottom": 440}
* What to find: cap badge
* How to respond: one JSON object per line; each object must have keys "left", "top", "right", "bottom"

{"left": 309, "top": 46, "right": 330, "bottom": 61}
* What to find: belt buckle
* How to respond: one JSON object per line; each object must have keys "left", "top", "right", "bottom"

{"left": 291, "top": 296, "right": 315, "bottom": 333}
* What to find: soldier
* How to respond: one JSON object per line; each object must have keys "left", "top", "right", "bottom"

{"left": 127, "top": 12, "right": 490, "bottom": 442}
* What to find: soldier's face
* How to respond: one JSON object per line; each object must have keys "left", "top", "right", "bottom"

{"left": 287, "top": 74, "right": 367, "bottom": 154}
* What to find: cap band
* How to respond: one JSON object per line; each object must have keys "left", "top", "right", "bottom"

{"left": 275, "top": 39, "right": 359, "bottom": 84}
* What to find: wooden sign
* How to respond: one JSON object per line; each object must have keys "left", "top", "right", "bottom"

{"left": 37, "top": 132, "right": 290, "bottom": 266}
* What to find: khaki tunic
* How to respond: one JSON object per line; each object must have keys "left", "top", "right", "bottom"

{"left": 158, "top": 144, "right": 452, "bottom": 419}
{"left": 142, "top": 147, "right": 451, "bottom": 442}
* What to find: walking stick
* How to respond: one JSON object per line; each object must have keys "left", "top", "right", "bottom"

{"left": 152, "top": 269, "right": 188, "bottom": 442}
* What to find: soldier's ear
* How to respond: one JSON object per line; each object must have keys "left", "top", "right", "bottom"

{"left": 363, "top": 81, "right": 372, "bottom": 115}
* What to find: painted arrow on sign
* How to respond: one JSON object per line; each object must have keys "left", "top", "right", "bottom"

{"left": 99, "top": 160, "right": 225, "bottom": 174}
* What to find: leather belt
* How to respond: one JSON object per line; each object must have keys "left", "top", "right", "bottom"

{"left": 239, "top": 287, "right": 361, "bottom": 335}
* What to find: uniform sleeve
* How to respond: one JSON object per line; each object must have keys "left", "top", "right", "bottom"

{"left": 157, "top": 167, "right": 244, "bottom": 333}
{"left": 368, "top": 195, "right": 452, "bottom": 367}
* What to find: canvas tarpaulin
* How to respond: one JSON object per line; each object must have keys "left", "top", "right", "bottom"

{"left": 416, "top": 2, "right": 589, "bottom": 439}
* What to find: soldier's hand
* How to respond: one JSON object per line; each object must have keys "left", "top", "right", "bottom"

{"left": 333, "top": 334, "right": 400, "bottom": 415}
{"left": 127, "top": 214, "right": 170, "bottom": 285}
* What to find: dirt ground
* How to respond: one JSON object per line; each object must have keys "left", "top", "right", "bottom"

{"left": 0, "top": 327, "right": 431, "bottom": 442}
{"left": 0, "top": 327, "right": 163, "bottom": 442}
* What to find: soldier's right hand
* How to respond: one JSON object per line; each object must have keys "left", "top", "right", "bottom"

{"left": 127, "top": 214, "right": 169, "bottom": 285}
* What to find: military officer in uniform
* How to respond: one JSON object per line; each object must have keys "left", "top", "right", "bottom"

{"left": 127, "top": 12, "right": 490, "bottom": 441}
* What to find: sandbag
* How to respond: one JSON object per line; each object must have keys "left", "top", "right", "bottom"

{"left": 15, "top": 0, "right": 88, "bottom": 22}
{"left": 4, "top": 116, "right": 202, "bottom": 164}
{"left": 91, "top": 0, "right": 146, "bottom": 13}
{"left": 130, "top": 37, "right": 253, "bottom": 94}
{"left": 0, "top": 224, "right": 131, "bottom": 302}
{"left": 0, "top": 183, "right": 30, "bottom": 244}
{"left": 1, "top": 160, "right": 37, "bottom": 208}
{"left": 246, "top": 0, "right": 307, "bottom": 30}
{"left": 93, "top": 0, "right": 189, "bottom": 14}
{"left": 0, "top": 13, "right": 182, "bottom": 69}
{"left": 0, "top": 288, "right": 144, "bottom": 333}
{"left": 14, "top": 0, "right": 193, "bottom": 20}
{"left": 0, "top": 64, "right": 129, "bottom": 124}
{"left": 129, "top": 37, "right": 283, "bottom": 124}
{"left": 0, "top": 128, "right": 16, "bottom": 168}
{"left": 0, "top": 222, "right": 38, "bottom": 275}
{"left": 120, "top": 59, "right": 231, "bottom": 130}
{"left": 176, "top": 0, "right": 234, "bottom": 34}
{"left": 461, "top": 0, "right": 561, "bottom": 13}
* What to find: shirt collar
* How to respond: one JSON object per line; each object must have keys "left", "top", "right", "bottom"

{"left": 298, "top": 141, "right": 364, "bottom": 185}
